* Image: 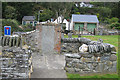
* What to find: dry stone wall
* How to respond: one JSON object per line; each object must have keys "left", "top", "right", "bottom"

{"left": 61, "top": 38, "right": 117, "bottom": 74}
{"left": 0, "top": 30, "right": 37, "bottom": 79}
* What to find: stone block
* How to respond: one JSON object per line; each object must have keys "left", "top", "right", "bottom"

{"left": 75, "top": 68, "right": 81, "bottom": 72}
{"left": 86, "top": 63, "right": 93, "bottom": 70}
{"left": 110, "top": 54, "right": 117, "bottom": 61}
{"left": 106, "top": 61, "right": 113, "bottom": 67}
{"left": 65, "top": 54, "right": 81, "bottom": 58}
{"left": 72, "top": 59, "right": 80, "bottom": 63}
{"left": 80, "top": 57, "right": 93, "bottom": 62}
{"left": 82, "top": 54, "right": 93, "bottom": 58}
{"left": 65, "top": 67, "right": 75, "bottom": 72}
{"left": 66, "top": 62, "right": 72, "bottom": 67}
{"left": 101, "top": 56, "right": 110, "bottom": 61}
{"left": 73, "top": 63, "right": 86, "bottom": 69}
{"left": 96, "top": 63, "right": 104, "bottom": 72}
{"left": 109, "top": 61, "right": 117, "bottom": 72}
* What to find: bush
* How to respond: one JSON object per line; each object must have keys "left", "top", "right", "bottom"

{"left": 109, "top": 22, "right": 120, "bottom": 29}
{"left": 109, "top": 17, "right": 119, "bottom": 23}
{"left": 22, "top": 24, "right": 33, "bottom": 32}
{"left": 104, "top": 17, "right": 119, "bottom": 24}
{"left": 2, "top": 19, "right": 23, "bottom": 35}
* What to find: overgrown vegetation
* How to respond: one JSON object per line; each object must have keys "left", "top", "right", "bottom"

{"left": 22, "top": 24, "right": 34, "bottom": 32}
{"left": 1, "top": 19, "right": 34, "bottom": 35}
{"left": 1, "top": 19, "right": 23, "bottom": 35}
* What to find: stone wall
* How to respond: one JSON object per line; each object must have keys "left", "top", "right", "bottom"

{"left": 0, "top": 30, "right": 37, "bottom": 79}
{"left": 61, "top": 38, "right": 117, "bottom": 74}
{"left": 1, "top": 46, "right": 32, "bottom": 79}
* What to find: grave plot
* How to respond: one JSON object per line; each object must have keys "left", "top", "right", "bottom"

{"left": 61, "top": 38, "right": 117, "bottom": 74}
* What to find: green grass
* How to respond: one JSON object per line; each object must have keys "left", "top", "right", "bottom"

{"left": 64, "top": 35, "right": 118, "bottom": 51}
{"left": 67, "top": 73, "right": 118, "bottom": 78}
{"left": 64, "top": 35, "right": 119, "bottom": 78}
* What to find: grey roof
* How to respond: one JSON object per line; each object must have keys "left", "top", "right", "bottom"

{"left": 72, "top": 14, "right": 99, "bottom": 23}
{"left": 22, "top": 16, "right": 36, "bottom": 21}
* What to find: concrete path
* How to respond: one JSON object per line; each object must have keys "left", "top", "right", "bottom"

{"left": 31, "top": 52, "right": 67, "bottom": 78}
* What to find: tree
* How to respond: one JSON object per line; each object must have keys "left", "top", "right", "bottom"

{"left": 98, "top": 7, "right": 111, "bottom": 21}
{"left": 39, "top": 9, "right": 54, "bottom": 22}
{"left": 109, "top": 17, "right": 119, "bottom": 23}
{"left": 4, "top": 6, "right": 17, "bottom": 19}
{"left": 75, "top": 12, "right": 80, "bottom": 14}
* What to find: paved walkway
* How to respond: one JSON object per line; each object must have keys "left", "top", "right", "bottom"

{"left": 31, "top": 52, "right": 67, "bottom": 78}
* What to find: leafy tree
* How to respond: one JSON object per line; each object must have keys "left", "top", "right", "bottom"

{"left": 4, "top": 6, "right": 17, "bottom": 19}
{"left": 98, "top": 7, "right": 111, "bottom": 21}
{"left": 75, "top": 12, "right": 80, "bottom": 14}
{"left": 39, "top": 9, "right": 54, "bottom": 22}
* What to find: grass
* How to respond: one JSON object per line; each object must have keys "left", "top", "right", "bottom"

{"left": 67, "top": 73, "right": 118, "bottom": 78}
{"left": 64, "top": 35, "right": 118, "bottom": 51}
{"left": 64, "top": 35, "right": 119, "bottom": 79}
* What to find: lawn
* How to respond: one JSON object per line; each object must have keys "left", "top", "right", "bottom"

{"left": 64, "top": 35, "right": 119, "bottom": 79}
{"left": 64, "top": 35, "right": 118, "bottom": 51}
{"left": 67, "top": 73, "right": 118, "bottom": 78}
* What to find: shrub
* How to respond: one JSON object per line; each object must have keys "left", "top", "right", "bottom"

{"left": 109, "top": 17, "right": 119, "bottom": 23}
{"left": 2, "top": 19, "right": 23, "bottom": 35}
{"left": 22, "top": 24, "right": 33, "bottom": 32}
{"left": 109, "top": 22, "right": 120, "bottom": 29}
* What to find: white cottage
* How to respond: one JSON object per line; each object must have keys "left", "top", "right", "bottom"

{"left": 22, "top": 16, "right": 37, "bottom": 26}
{"left": 53, "top": 16, "right": 70, "bottom": 30}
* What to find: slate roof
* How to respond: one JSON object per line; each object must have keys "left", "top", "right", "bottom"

{"left": 72, "top": 14, "right": 99, "bottom": 23}
{"left": 22, "top": 16, "right": 36, "bottom": 21}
